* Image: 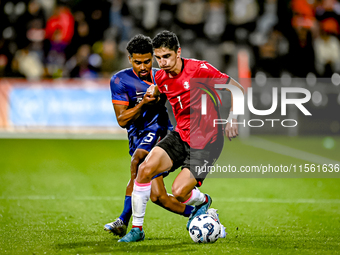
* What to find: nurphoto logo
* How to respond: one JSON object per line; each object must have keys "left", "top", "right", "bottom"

{"left": 199, "top": 82, "right": 312, "bottom": 128}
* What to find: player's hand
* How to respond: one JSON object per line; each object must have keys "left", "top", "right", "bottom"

{"left": 147, "top": 84, "right": 155, "bottom": 95}
{"left": 225, "top": 118, "right": 238, "bottom": 141}
{"left": 141, "top": 91, "right": 156, "bottom": 105}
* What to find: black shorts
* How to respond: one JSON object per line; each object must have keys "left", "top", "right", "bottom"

{"left": 156, "top": 131, "right": 224, "bottom": 187}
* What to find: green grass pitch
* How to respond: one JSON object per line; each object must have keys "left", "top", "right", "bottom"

{"left": 0, "top": 136, "right": 340, "bottom": 254}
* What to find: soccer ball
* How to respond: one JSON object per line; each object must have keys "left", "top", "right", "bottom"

{"left": 188, "top": 214, "right": 221, "bottom": 243}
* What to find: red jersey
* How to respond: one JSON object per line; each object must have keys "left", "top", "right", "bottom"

{"left": 155, "top": 58, "right": 230, "bottom": 149}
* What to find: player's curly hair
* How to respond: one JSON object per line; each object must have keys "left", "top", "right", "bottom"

{"left": 152, "top": 30, "right": 180, "bottom": 53}
{"left": 126, "top": 34, "right": 153, "bottom": 56}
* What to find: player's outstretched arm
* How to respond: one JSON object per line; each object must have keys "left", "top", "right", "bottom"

{"left": 113, "top": 93, "right": 156, "bottom": 128}
{"left": 225, "top": 78, "right": 244, "bottom": 141}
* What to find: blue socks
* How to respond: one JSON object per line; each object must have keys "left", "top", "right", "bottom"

{"left": 183, "top": 205, "right": 195, "bottom": 217}
{"left": 119, "top": 196, "right": 132, "bottom": 226}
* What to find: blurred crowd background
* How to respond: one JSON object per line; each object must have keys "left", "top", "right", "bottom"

{"left": 1, "top": 0, "right": 340, "bottom": 80}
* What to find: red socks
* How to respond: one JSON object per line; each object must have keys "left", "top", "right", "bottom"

{"left": 132, "top": 225, "right": 143, "bottom": 231}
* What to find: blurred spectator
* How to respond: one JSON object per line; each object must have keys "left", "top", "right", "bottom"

{"left": 45, "top": 46, "right": 66, "bottom": 78}
{"left": 249, "top": 0, "right": 289, "bottom": 77}
{"left": 291, "top": 0, "right": 316, "bottom": 29}
{"left": 229, "top": 0, "right": 259, "bottom": 26}
{"left": 72, "top": 0, "right": 110, "bottom": 43}
{"left": 39, "top": 0, "right": 56, "bottom": 19}
{"left": 250, "top": 0, "right": 278, "bottom": 46}
{"left": 108, "top": 0, "right": 133, "bottom": 43}
{"left": 225, "top": 0, "right": 259, "bottom": 42}
{"left": 67, "top": 44, "right": 99, "bottom": 78}
{"left": 2, "top": 0, "right": 340, "bottom": 79}
{"left": 11, "top": 0, "right": 46, "bottom": 51}
{"left": 9, "top": 57, "right": 25, "bottom": 78}
{"left": 176, "top": 0, "right": 207, "bottom": 38}
{"left": 315, "top": 0, "right": 340, "bottom": 33}
{"left": 254, "top": 28, "right": 289, "bottom": 77}
{"left": 142, "top": 0, "right": 161, "bottom": 31}
{"left": 204, "top": 0, "right": 226, "bottom": 41}
{"left": 314, "top": 18, "right": 340, "bottom": 76}
{"left": 45, "top": 3, "right": 74, "bottom": 50}
{"left": 44, "top": 2, "right": 74, "bottom": 77}
{"left": 66, "top": 11, "right": 91, "bottom": 59}
{"left": 100, "top": 40, "right": 120, "bottom": 78}
{"left": 288, "top": 0, "right": 317, "bottom": 77}
{"left": 13, "top": 48, "right": 44, "bottom": 80}
{"left": 289, "top": 25, "right": 316, "bottom": 77}
{"left": 25, "top": 0, "right": 46, "bottom": 66}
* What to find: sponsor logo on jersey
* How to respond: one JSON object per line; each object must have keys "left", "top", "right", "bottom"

{"left": 136, "top": 91, "right": 144, "bottom": 104}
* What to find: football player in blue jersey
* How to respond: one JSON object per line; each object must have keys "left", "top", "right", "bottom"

{"left": 104, "top": 34, "right": 196, "bottom": 237}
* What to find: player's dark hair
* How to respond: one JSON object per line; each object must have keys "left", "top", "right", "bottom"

{"left": 126, "top": 34, "right": 153, "bottom": 56}
{"left": 152, "top": 30, "right": 180, "bottom": 53}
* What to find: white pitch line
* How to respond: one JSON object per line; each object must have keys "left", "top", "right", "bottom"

{"left": 242, "top": 137, "right": 340, "bottom": 165}
{"left": 1, "top": 196, "right": 340, "bottom": 204}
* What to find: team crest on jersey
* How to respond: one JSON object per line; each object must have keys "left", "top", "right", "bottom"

{"left": 183, "top": 81, "right": 190, "bottom": 89}
{"left": 200, "top": 63, "right": 208, "bottom": 69}
{"left": 114, "top": 77, "right": 120, "bottom": 84}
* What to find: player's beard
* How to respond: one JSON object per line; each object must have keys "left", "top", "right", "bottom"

{"left": 138, "top": 70, "right": 151, "bottom": 80}
{"left": 138, "top": 71, "right": 151, "bottom": 81}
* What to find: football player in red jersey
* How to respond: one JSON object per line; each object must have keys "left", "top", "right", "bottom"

{"left": 119, "top": 31, "right": 244, "bottom": 243}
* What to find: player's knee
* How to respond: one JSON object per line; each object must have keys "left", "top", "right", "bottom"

{"left": 138, "top": 162, "right": 153, "bottom": 179}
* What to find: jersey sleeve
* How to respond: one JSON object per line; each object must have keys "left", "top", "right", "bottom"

{"left": 195, "top": 61, "right": 230, "bottom": 89}
{"left": 110, "top": 75, "right": 129, "bottom": 106}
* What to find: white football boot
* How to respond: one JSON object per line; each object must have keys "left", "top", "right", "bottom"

{"left": 104, "top": 218, "right": 127, "bottom": 237}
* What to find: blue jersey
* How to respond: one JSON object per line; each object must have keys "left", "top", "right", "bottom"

{"left": 110, "top": 68, "right": 172, "bottom": 155}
